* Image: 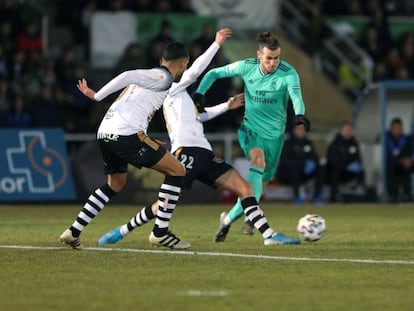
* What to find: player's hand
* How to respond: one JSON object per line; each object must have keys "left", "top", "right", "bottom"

{"left": 215, "top": 28, "right": 232, "bottom": 46}
{"left": 295, "top": 114, "right": 311, "bottom": 132}
{"left": 77, "top": 78, "right": 96, "bottom": 100}
{"left": 227, "top": 93, "right": 245, "bottom": 110}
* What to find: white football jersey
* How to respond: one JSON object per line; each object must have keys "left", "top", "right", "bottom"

{"left": 163, "top": 42, "right": 228, "bottom": 153}
{"left": 95, "top": 67, "right": 173, "bottom": 136}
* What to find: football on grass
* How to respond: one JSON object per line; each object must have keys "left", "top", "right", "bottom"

{"left": 297, "top": 214, "right": 326, "bottom": 242}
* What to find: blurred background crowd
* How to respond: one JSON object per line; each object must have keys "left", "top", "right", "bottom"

{"left": 1, "top": 0, "right": 413, "bottom": 130}
{"left": 0, "top": 0, "right": 413, "bottom": 203}
{"left": 0, "top": 0, "right": 239, "bottom": 133}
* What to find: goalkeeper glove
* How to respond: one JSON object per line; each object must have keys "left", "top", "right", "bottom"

{"left": 193, "top": 93, "right": 206, "bottom": 113}
{"left": 295, "top": 114, "right": 311, "bottom": 132}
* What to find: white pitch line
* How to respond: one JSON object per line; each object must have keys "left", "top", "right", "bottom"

{"left": 1, "top": 244, "right": 414, "bottom": 265}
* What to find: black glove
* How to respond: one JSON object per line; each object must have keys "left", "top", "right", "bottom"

{"left": 295, "top": 114, "right": 311, "bottom": 132}
{"left": 193, "top": 93, "right": 206, "bottom": 113}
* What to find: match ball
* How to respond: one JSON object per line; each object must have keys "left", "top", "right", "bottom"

{"left": 297, "top": 214, "right": 326, "bottom": 242}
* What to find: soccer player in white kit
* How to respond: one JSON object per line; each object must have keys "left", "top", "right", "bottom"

{"left": 59, "top": 41, "right": 193, "bottom": 250}
{"left": 98, "top": 29, "right": 300, "bottom": 246}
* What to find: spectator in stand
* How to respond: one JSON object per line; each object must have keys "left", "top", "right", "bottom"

{"left": 193, "top": 23, "right": 216, "bottom": 51}
{"left": 0, "top": 77, "right": 15, "bottom": 121}
{"left": 127, "top": 0, "right": 154, "bottom": 12}
{"left": 54, "top": 46, "right": 77, "bottom": 87}
{"left": 326, "top": 121, "right": 365, "bottom": 202}
{"left": 337, "top": 51, "right": 367, "bottom": 99}
{"left": 385, "top": 117, "right": 413, "bottom": 202}
{"left": 347, "top": 0, "right": 364, "bottom": 15}
{"left": 60, "top": 66, "right": 94, "bottom": 133}
{"left": 398, "top": 32, "right": 414, "bottom": 79}
{"left": 17, "top": 22, "right": 43, "bottom": 57}
{"left": 385, "top": 47, "right": 405, "bottom": 79}
{"left": 38, "top": 61, "right": 57, "bottom": 86}
{"left": 372, "top": 61, "right": 389, "bottom": 82}
{"left": 321, "top": 0, "right": 349, "bottom": 15}
{"left": 172, "top": 0, "right": 194, "bottom": 13}
{"left": 2, "top": 95, "right": 32, "bottom": 128}
{"left": 276, "top": 124, "right": 325, "bottom": 205}
{"left": 8, "top": 49, "right": 27, "bottom": 82}
{"left": 0, "top": 0, "right": 25, "bottom": 40}
{"left": 30, "top": 83, "right": 61, "bottom": 127}
{"left": 367, "top": 7, "right": 393, "bottom": 57}
{"left": 0, "top": 45, "right": 9, "bottom": 79}
{"left": 0, "top": 21, "right": 16, "bottom": 59}
{"left": 361, "top": 0, "right": 383, "bottom": 15}
{"left": 147, "top": 19, "right": 174, "bottom": 67}
{"left": 113, "top": 43, "right": 147, "bottom": 75}
{"left": 153, "top": 0, "right": 173, "bottom": 13}
{"left": 360, "top": 25, "right": 382, "bottom": 63}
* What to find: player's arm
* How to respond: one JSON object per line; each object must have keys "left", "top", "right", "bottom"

{"left": 169, "top": 28, "right": 232, "bottom": 96}
{"left": 78, "top": 69, "right": 170, "bottom": 101}
{"left": 194, "top": 60, "right": 243, "bottom": 112}
{"left": 195, "top": 60, "right": 242, "bottom": 96}
{"left": 286, "top": 71, "right": 310, "bottom": 131}
{"left": 198, "top": 93, "right": 244, "bottom": 122}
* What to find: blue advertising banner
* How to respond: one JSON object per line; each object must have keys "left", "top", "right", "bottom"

{"left": 0, "top": 129, "right": 76, "bottom": 201}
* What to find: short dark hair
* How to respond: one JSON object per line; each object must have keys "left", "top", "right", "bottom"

{"left": 390, "top": 117, "right": 402, "bottom": 126}
{"left": 161, "top": 42, "right": 189, "bottom": 61}
{"left": 256, "top": 31, "right": 280, "bottom": 50}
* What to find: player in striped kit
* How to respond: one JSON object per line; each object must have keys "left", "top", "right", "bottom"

{"left": 59, "top": 40, "right": 192, "bottom": 250}
{"left": 98, "top": 29, "right": 300, "bottom": 246}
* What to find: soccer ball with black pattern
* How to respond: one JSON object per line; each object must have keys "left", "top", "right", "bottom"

{"left": 297, "top": 214, "right": 326, "bottom": 242}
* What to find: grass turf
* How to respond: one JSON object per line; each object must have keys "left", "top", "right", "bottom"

{"left": 0, "top": 203, "right": 413, "bottom": 311}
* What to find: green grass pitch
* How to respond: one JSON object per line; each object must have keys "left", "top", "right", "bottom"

{"left": 0, "top": 203, "right": 413, "bottom": 311}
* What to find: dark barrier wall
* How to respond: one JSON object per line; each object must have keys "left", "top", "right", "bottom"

{"left": 70, "top": 141, "right": 222, "bottom": 204}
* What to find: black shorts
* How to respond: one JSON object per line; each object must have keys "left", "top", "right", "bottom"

{"left": 98, "top": 132, "right": 166, "bottom": 175}
{"left": 173, "top": 147, "right": 233, "bottom": 190}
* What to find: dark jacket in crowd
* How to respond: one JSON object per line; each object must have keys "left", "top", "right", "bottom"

{"left": 327, "top": 133, "right": 362, "bottom": 170}
{"left": 386, "top": 131, "right": 412, "bottom": 166}
{"left": 282, "top": 135, "right": 319, "bottom": 167}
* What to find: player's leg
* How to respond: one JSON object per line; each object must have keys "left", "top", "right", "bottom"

{"left": 98, "top": 201, "right": 158, "bottom": 245}
{"left": 226, "top": 140, "right": 266, "bottom": 226}
{"left": 215, "top": 169, "right": 273, "bottom": 241}
{"left": 148, "top": 150, "right": 189, "bottom": 249}
{"left": 226, "top": 134, "right": 283, "bottom": 227}
{"left": 215, "top": 169, "right": 300, "bottom": 245}
{"left": 59, "top": 139, "right": 126, "bottom": 249}
{"left": 59, "top": 173, "right": 124, "bottom": 249}
{"left": 99, "top": 146, "right": 200, "bottom": 246}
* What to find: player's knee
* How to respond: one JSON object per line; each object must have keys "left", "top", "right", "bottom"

{"left": 251, "top": 158, "right": 266, "bottom": 169}
{"left": 107, "top": 174, "right": 127, "bottom": 192}
{"left": 108, "top": 180, "right": 126, "bottom": 192}
{"left": 168, "top": 163, "right": 186, "bottom": 177}
{"left": 250, "top": 153, "right": 266, "bottom": 169}
{"left": 175, "top": 163, "right": 186, "bottom": 176}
